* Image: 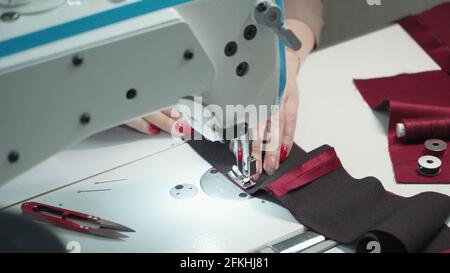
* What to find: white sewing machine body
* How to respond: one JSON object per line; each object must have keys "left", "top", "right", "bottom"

{"left": 4, "top": 0, "right": 446, "bottom": 254}
{"left": 0, "top": 0, "right": 312, "bottom": 253}
{"left": 0, "top": 0, "right": 287, "bottom": 184}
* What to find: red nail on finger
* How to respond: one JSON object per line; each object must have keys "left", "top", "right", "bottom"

{"left": 280, "top": 145, "right": 288, "bottom": 162}
{"left": 184, "top": 123, "right": 194, "bottom": 136}
{"left": 238, "top": 147, "right": 243, "bottom": 163}
{"left": 176, "top": 121, "right": 195, "bottom": 136}
{"left": 148, "top": 124, "right": 161, "bottom": 135}
{"left": 175, "top": 122, "right": 186, "bottom": 134}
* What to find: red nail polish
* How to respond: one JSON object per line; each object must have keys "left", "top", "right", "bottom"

{"left": 238, "top": 147, "right": 243, "bottom": 163}
{"left": 184, "top": 123, "right": 193, "bottom": 136}
{"left": 175, "top": 122, "right": 184, "bottom": 134}
{"left": 280, "top": 145, "right": 288, "bottom": 162}
{"left": 149, "top": 124, "right": 161, "bottom": 135}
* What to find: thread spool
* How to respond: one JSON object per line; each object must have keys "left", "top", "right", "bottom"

{"left": 424, "top": 139, "right": 447, "bottom": 157}
{"left": 396, "top": 117, "right": 450, "bottom": 142}
{"left": 417, "top": 155, "right": 441, "bottom": 177}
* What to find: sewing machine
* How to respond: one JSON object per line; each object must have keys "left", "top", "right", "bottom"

{"left": 4, "top": 1, "right": 446, "bottom": 254}
{"left": 0, "top": 0, "right": 302, "bottom": 187}
{"left": 0, "top": 0, "right": 316, "bottom": 252}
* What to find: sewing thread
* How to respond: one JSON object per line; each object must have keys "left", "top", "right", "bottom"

{"left": 396, "top": 117, "right": 450, "bottom": 142}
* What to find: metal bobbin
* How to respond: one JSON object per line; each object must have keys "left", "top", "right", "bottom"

{"left": 424, "top": 139, "right": 447, "bottom": 157}
{"left": 417, "top": 155, "right": 442, "bottom": 177}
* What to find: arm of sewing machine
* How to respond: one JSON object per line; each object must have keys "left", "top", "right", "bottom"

{"left": 0, "top": 0, "right": 300, "bottom": 186}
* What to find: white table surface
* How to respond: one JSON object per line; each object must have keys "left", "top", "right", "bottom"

{"left": 298, "top": 24, "right": 448, "bottom": 197}
{"left": 1, "top": 24, "right": 449, "bottom": 252}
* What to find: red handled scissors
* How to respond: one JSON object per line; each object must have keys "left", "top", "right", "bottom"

{"left": 21, "top": 202, "right": 135, "bottom": 239}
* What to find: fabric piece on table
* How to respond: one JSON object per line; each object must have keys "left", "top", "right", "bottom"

{"left": 398, "top": 2, "right": 450, "bottom": 73}
{"left": 266, "top": 147, "right": 342, "bottom": 197}
{"left": 187, "top": 140, "right": 450, "bottom": 252}
{"left": 354, "top": 71, "right": 450, "bottom": 184}
{"left": 187, "top": 139, "right": 327, "bottom": 195}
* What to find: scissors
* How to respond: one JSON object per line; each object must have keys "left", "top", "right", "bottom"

{"left": 21, "top": 202, "right": 135, "bottom": 239}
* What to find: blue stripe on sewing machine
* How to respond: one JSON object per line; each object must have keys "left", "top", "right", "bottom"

{"left": 0, "top": 0, "right": 286, "bottom": 99}
{"left": 276, "top": 0, "right": 287, "bottom": 99}
{"left": 0, "top": 0, "right": 191, "bottom": 58}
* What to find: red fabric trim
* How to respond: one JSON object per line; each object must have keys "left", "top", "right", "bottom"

{"left": 267, "top": 147, "right": 342, "bottom": 197}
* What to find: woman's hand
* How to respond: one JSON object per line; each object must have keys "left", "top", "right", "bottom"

{"left": 125, "top": 108, "right": 191, "bottom": 137}
{"left": 125, "top": 19, "right": 315, "bottom": 182}
{"left": 251, "top": 18, "right": 316, "bottom": 181}
{"left": 251, "top": 50, "right": 301, "bottom": 180}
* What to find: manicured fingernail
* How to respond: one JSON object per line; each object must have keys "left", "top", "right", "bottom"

{"left": 176, "top": 122, "right": 193, "bottom": 136}
{"left": 252, "top": 173, "right": 260, "bottom": 181}
{"left": 237, "top": 147, "right": 243, "bottom": 163}
{"left": 265, "top": 155, "right": 278, "bottom": 176}
{"left": 185, "top": 123, "right": 193, "bottom": 136}
{"left": 175, "top": 122, "right": 184, "bottom": 134}
{"left": 149, "top": 124, "right": 161, "bottom": 135}
{"left": 280, "top": 145, "right": 288, "bottom": 162}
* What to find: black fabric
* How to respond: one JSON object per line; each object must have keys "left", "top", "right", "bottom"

{"left": 422, "top": 226, "right": 450, "bottom": 253}
{"left": 0, "top": 212, "right": 66, "bottom": 253}
{"left": 188, "top": 140, "right": 317, "bottom": 195}
{"left": 280, "top": 172, "right": 450, "bottom": 252}
{"left": 187, "top": 140, "right": 450, "bottom": 253}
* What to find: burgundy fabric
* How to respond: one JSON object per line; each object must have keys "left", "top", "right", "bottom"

{"left": 354, "top": 71, "right": 450, "bottom": 184}
{"left": 398, "top": 3, "right": 450, "bottom": 73}
{"left": 267, "top": 147, "right": 341, "bottom": 197}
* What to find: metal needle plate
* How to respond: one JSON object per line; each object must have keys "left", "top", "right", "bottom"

{"left": 200, "top": 168, "right": 252, "bottom": 201}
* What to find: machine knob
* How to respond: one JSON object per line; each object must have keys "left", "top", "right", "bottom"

{"left": 254, "top": 1, "right": 302, "bottom": 51}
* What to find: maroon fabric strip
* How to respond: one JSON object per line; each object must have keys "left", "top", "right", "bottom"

{"left": 266, "top": 147, "right": 341, "bottom": 197}
{"left": 355, "top": 71, "right": 450, "bottom": 109}
{"left": 398, "top": 3, "right": 450, "bottom": 73}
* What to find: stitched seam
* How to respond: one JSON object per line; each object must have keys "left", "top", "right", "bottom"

{"left": 277, "top": 157, "right": 340, "bottom": 193}
{"left": 269, "top": 149, "right": 340, "bottom": 193}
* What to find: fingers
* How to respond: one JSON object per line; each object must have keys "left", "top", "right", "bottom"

{"left": 251, "top": 121, "right": 266, "bottom": 181}
{"left": 125, "top": 118, "right": 160, "bottom": 135}
{"left": 143, "top": 112, "right": 180, "bottom": 137}
{"left": 143, "top": 111, "right": 192, "bottom": 138}
{"left": 161, "top": 108, "right": 193, "bottom": 137}
{"left": 281, "top": 94, "right": 299, "bottom": 161}
{"left": 174, "top": 118, "right": 193, "bottom": 136}
{"left": 161, "top": 108, "right": 178, "bottom": 118}
{"left": 263, "top": 107, "right": 284, "bottom": 176}
{"left": 125, "top": 107, "right": 193, "bottom": 138}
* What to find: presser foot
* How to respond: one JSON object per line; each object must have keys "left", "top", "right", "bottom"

{"left": 200, "top": 168, "right": 252, "bottom": 200}
{"left": 228, "top": 164, "right": 256, "bottom": 190}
